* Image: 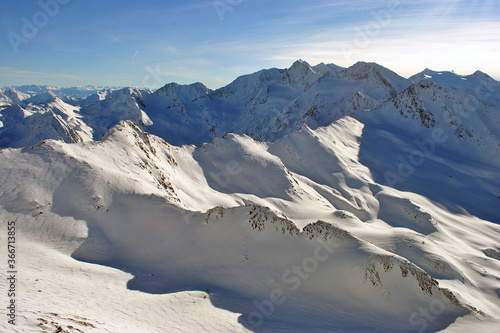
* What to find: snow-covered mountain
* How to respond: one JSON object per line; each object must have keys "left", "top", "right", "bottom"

{"left": 1, "top": 85, "right": 124, "bottom": 110}
{"left": 5, "top": 84, "right": 122, "bottom": 99}
{"left": 0, "top": 88, "right": 30, "bottom": 110}
{"left": 0, "top": 61, "right": 499, "bottom": 332}
{"left": 0, "top": 97, "right": 92, "bottom": 147}
{"left": 79, "top": 88, "right": 121, "bottom": 107}
{"left": 141, "top": 60, "right": 413, "bottom": 145}
{"left": 410, "top": 69, "right": 500, "bottom": 108}
{"left": 2, "top": 60, "right": 414, "bottom": 147}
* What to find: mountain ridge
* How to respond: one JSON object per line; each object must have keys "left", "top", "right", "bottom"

{"left": 0, "top": 60, "right": 499, "bottom": 332}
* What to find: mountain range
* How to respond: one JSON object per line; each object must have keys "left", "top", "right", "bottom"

{"left": 0, "top": 60, "right": 499, "bottom": 332}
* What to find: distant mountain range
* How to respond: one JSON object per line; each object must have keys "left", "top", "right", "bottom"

{"left": 2, "top": 84, "right": 123, "bottom": 98}
{"left": 2, "top": 60, "right": 498, "bottom": 148}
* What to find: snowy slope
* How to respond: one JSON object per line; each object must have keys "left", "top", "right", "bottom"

{"left": 79, "top": 88, "right": 121, "bottom": 107}
{"left": 359, "top": 80, "right": 500, "bottom": 162}
{"left": 23, "top": 90, "right": 59, "bottom": 105}
{"left": 0, "top": 98, "right": 93, "bottom": 148}
{"left": 1, "top": 61, "right": 499, "bottom": 332}
{"left": 410, "top": 69, "right": 500, "bottom": 108}
{"left": 1, "top": 117, "right": 499, "bottom": 332}
{"left": 0, "top": 88, "right": 30, "bottom": 110}
{"left": 141, "top": 60, "right": 411, "bottom": 145}
{"left": 79, "top": 88, "right": 152, "bottom": 140}
{"left": 0, "top": 88, "right": 150, "bottom": 147}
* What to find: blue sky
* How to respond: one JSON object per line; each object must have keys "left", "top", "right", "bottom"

{"left": 0, "top": 0, "right": 499, "bottom": 89}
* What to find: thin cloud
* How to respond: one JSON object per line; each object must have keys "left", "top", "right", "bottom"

{"left": 186, "top": 16, "right": 500, "bottom": 78}
{"left": 132, "top": 49, "right": 139, "bottom": 60}
{"left": 1, "top": 1, "right": 497, "bottom": 88}
{"left": 102, "top": 33, "right": 121, "bottom": 42}
{"left": 0, "top": 67, "right": 87, "bottom": 79}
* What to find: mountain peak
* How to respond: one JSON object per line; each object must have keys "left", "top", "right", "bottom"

{"left": 291, "top": 58, "right": 310, "bottom": 66}
{"left": 155, "top": 81, "right": 210, "bottom": 99}
{"left": 288, "top": 59, "right": 314, "bottom": 74}
{"left": 472, "top": 70, "right": 496, "bottom": 82}
{"left": 341, "top": 61, "right": 409, "bottom": 98}
{"left": 284, "top": 59, "right": 319, "bottom": 89}
{"left": 1, "top": 88, "right": 30, "bottom": 105}
{"left": 25, "top": 90, "right": 58, "bottom": 104}
{"left": 312, "top": 62, "right": 344, "bottom": 76}
{"left": 344, "top": 61, "right": 387, "bottom": 80}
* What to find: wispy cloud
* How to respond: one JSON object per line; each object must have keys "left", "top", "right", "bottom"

{"left": 102, "top": 33, "right": 121, "bottom": 42}
{"left": 1, "top": 1, "right": 497, "bottom": 87}
{"left": 183, "top": 14, "right": 500, "bottom": 79}
{"left": 132, "top": 49, "right": 139, "bottom": 60}
{"left": 179, "top": 1, "right": 217, "bottom": 11}
{"left": 0, "top": 67, "right": 87, "bottom": 79}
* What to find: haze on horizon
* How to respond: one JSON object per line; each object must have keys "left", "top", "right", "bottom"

{"left": 0, "top": 0, "right": 498, "bottom": 89}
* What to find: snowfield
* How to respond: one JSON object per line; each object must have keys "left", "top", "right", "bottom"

{"left": 1, "top": 61, "right": 499, "bottom": 332}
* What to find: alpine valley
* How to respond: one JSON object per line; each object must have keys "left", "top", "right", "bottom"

{"left": 1, "top": 60, "right": 499, "bottom": 332}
